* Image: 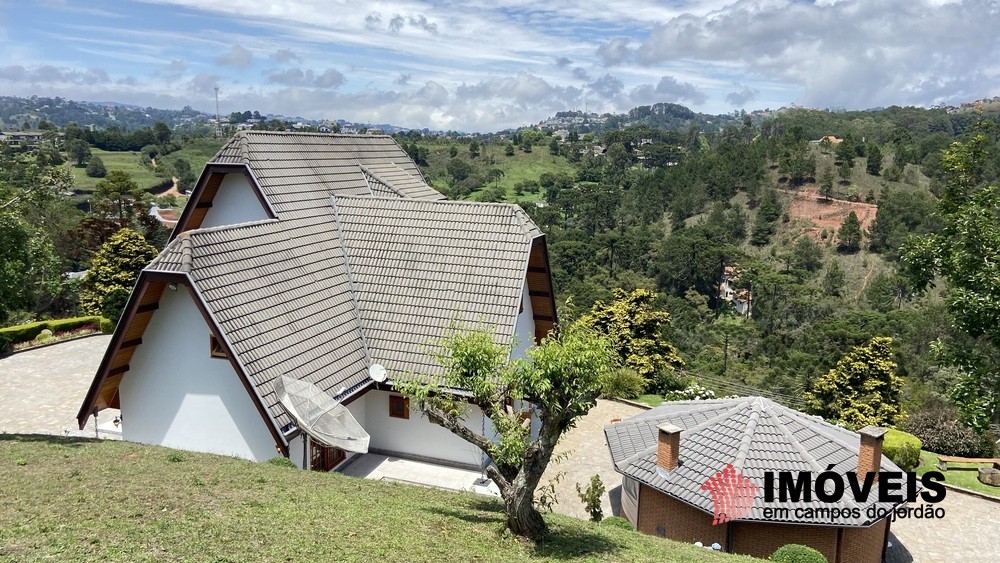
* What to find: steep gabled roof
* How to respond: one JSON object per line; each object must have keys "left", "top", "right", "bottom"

{"left": 605, "top": 397, "right": 907, "bottom": 527}
{"left": 146, "top": 215, "right": 370, "bottom": 430}
{"left": 333, "top": 196, "right": 542, "bottom": 378}
{"left": 208, "top": 132, "right": 443, "bottom": 218}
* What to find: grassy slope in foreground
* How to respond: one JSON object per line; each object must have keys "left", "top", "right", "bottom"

{"left": 0, "top": 435, "right": 763, "bottom": 562}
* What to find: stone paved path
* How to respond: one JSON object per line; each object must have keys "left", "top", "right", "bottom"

{"left": 0, "top": 335, "right": 117, "bottom": 437}
{"left": 542, "top": 398, "right": 644, "bottom": 521}
{"left": 886, "top": 489, "right": 1000, "bottom": 563}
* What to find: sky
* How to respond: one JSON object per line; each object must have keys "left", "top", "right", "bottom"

{"left": 0, "top": 0, "right": 997, "bottom": 132}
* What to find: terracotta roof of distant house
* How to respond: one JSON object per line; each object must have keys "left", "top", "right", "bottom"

{"left": 605, "top": 397, "right": 908, "bottom": 527}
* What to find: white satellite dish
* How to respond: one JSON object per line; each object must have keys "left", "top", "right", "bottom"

{"left": 369, "top": 364, "right": 388, "bottom": 383}
{"left": 274, "top": 375, "right": 369, "bottom": 454}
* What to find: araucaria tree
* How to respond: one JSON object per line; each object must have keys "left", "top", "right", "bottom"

{"left": 398, "top": 326, "right": 616, "bottom": 540}
{"left": 806, "top": 336, "right": 903, "bottom": 429}
{"left": 81, "top": 228, "right": 157, "bottom": 321}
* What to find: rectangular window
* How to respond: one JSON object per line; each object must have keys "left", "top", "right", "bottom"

{"left": 389, "top": 395, "right": 409, "bottom": 419}
{"left": 209, "top": 335, "right": 227, "bottom": 359}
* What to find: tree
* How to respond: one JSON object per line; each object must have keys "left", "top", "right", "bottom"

{"left": 788, "top": 236, "right": 823, "bottom": 273}
{"left": 548, "top": 138, "right": 560, "bottom": 156}
{"left": 837, "top": 211, "right": 862, "bottom": 252}
{"left": 80, "top": 228, "right": 157, "bottom": 321}
{"left": 152, "top": 121, "right": 172, "bottom": 145}
{"left": 505, "top": 143, "right": 515, "bottom": 157}
{"left": 468, "top": 140, "right": 480, "bottom": 158}
{"left": 577, "top": 288, "right": 684, "bottom": 380}
{"left": 398, "top": 325, "right": 616, "bottom": 539}
{"left": 902, "top": 132, "right": 1000, "bottom": 429}
{"left": 93, "top": 171, "right": 148, "bottom": 228}
{"left": 866, "top": 143, "right": 883, "bottom": 176}
{"left": 0, "top": 213, "right": 61, "bottom": 323}
{"left": 86, "top": 155, "right": 107, "bottom": 178}
{"left": 838, "top": 161, "right": 852, "bottom": 183}
{"left": 835, "top": 138, "right": 856, "bottom": 168}
{"left": 777, "top": 140, "right": 816, "bottom": 185}
{"left": 819, "top": 166, "right": 835, "bottom": 200}
{"left": 449, "top": 145, "right": 458, "bottom": 158}
{"left": 822, "top": 260, "right": 846, "bottom": 296}
{"left": 65, "top": 138, "right": 92, "bottom": 166}
{"left": 806, "top": 336, "right": 904, "bottom": 429}
{"left": 446, "top": 158, "right": 473, "bottom": 183}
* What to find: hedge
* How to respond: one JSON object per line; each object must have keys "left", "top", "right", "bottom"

{"left": 0, "top": 316, "right": 109, "bottom": 355}
{"left": 884, "top": 428, "right": 922, "bottom": 472}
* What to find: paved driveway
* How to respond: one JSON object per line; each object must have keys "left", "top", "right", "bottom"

{"left": 0, "top": 335, "right": 116, "bottom": 437}
{"left": 546, "top": 398, "right": 1000, "bottom": 563}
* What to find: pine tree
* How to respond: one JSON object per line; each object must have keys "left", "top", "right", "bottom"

{"left": 80, "top": 228, "right": 157, "bottom": 322}
{"left": 806, "top": 337, "right": 904, "bottom": 428}
{"left": 837, "top": 211, "right": 862, "bottom": 252}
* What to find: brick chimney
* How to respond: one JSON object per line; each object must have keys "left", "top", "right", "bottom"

{"left": 657, "top": 423, "right": 683, "bottom": 471}
{"left": 857, "top": 426, "right": 888, "bottom": 481}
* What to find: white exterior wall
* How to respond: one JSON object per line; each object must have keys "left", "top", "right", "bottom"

{"left": 512, "top": 282, "right": 536, "bottom": 359}
{"left": 119, "top": 287, "right": 278, "bottom": 461}
{"left": 362, "top": 389, "right": 488, "bottom": 468}
{"left": 199, "top": 173, "right": 269, "bottom": 229}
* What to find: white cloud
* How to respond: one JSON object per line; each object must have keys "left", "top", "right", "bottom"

{"left": 216, "top": 44, "right": 253, "bottom": 68}
{"left": 265, "top": 68, "right": 345, "bottom": 89}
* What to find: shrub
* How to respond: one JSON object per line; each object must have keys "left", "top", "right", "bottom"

{"left": 100, "top": 317, "right": 115, "bottom": 334}
{"left": 600, "top": 516, "right": 633, "bottom": 531}
{"left": 599, "top": 368, "right": 645, "bottom": 399}
{"left": 0, "top": 316, "right": 105, "bottom": 349}
{"left": 770, "top": 544, "right": 828, "bottom": 563}
{"left": 267, "top": 457, "right": 297, "bottom": 469}
{"left": 34, "top": 329, "right": 53, "bottom": 342}
{"left": 903, "top": 405, "right": 996, "bottom": 458}
{"left": 166, "top": 452, "right": 185, "bottom": 463}
{"left": 883, "top": 429, "right": 922, "bottom": 471}
{"left": 575, "top": 474, "right": 606, "bottom": 522}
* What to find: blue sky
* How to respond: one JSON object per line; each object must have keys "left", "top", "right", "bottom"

{"left": 0, "top": 0, "right": 997, "bottom": 131}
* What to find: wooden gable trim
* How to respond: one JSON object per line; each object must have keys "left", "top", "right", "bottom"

{"left": 525, "top": 236, "right": 559, "bottom": 343}
{"left": 76, "top": 272, "right": 288, "bottom": 457}
{"left": 169, "top": 163, "right": 277, "bottom": 240}
{"left": 77, "top": 272, "right": 175, "bottom": 427}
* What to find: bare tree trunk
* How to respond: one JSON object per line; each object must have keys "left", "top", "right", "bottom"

{"left": 505, "top": 474, "right": 547, "bottom": 540}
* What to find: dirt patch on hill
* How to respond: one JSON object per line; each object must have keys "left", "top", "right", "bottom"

{"left": 779, "top": 184, "right": 877, "bottom": 238}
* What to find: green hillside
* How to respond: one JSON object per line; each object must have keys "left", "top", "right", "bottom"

{"left": 0, "top": 435, "right": 761, "bottom": 562}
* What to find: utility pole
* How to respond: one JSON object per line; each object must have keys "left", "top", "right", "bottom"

{"left": 214, "top": 86, "right": 221, "bottom": 138}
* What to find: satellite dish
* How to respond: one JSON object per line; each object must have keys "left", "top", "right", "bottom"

{"left": 369, "top": 364, "right": 388, "bottom": 383}
{"left": 274, "top": 375, "right": 369, "bottom": 454}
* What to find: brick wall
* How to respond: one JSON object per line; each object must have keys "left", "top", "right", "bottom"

{"left": 636, "top": 482, "right": 889, "bottom": 562}
{"left": 731, "top": 521, "right": 838, "bottom": 561}
{"left": 637, "top": 484, "right": 727, "bottom": 548}
{"left": 841, "top": 518, "right": 887, "bottom": 563}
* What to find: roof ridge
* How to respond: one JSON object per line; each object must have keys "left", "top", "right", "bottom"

{"left": 765, "top": 405, "right": 826, "bottom": 473}
{"left": 178, "top": 234, "right": 193, "bottom": 273}
{"left": 180, "top": 218, "right": 281, "bottom": 237}
{"left": 327, "top": 196, "right": 373, "bottom": 369}
{"left": 732, "top": 398, "right": 763, "bottom": 472}
{"left": 240, "top": 130, "right": 393, "bottom": 139}
{"left": 614, "top": 401, "right": 747, "bottom": 471}
{"left": 359, "top": 164, "right": 408, "bottom": 198}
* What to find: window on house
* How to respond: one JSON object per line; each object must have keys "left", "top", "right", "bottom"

{"left": 209, "top": 335, "right": 227, "bottom": 359}
{"left": 656, "top": 525, "right": 666, "bottom": 537}
{"left": 389, "top": 395, "right": 409, "bottom": 419}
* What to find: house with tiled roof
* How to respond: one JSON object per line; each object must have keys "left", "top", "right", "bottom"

{"left": 605, "top": 397, "right": 910, "bottom": 563}
{"left": 78, "top": 132, "right": 557, "bottom": 471}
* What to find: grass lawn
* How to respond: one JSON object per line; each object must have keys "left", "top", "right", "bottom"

{"left": 0, "top": 435, "right": 762, "bottom": 562}
{"left": 636, "top": 395, "right": 666, "bottom": 408}
{"left": 68, "top": 148, "right": 164, "bottom": 194}
{"left": 915, "top": 450, "right": 1000, "bottom": 498}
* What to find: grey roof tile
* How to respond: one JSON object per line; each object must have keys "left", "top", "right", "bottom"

{"left": 605, "top": 397, "right": 909, "bottom": 527}
{"left": 138, "top": 133, "right": 546, "bottom": 429}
